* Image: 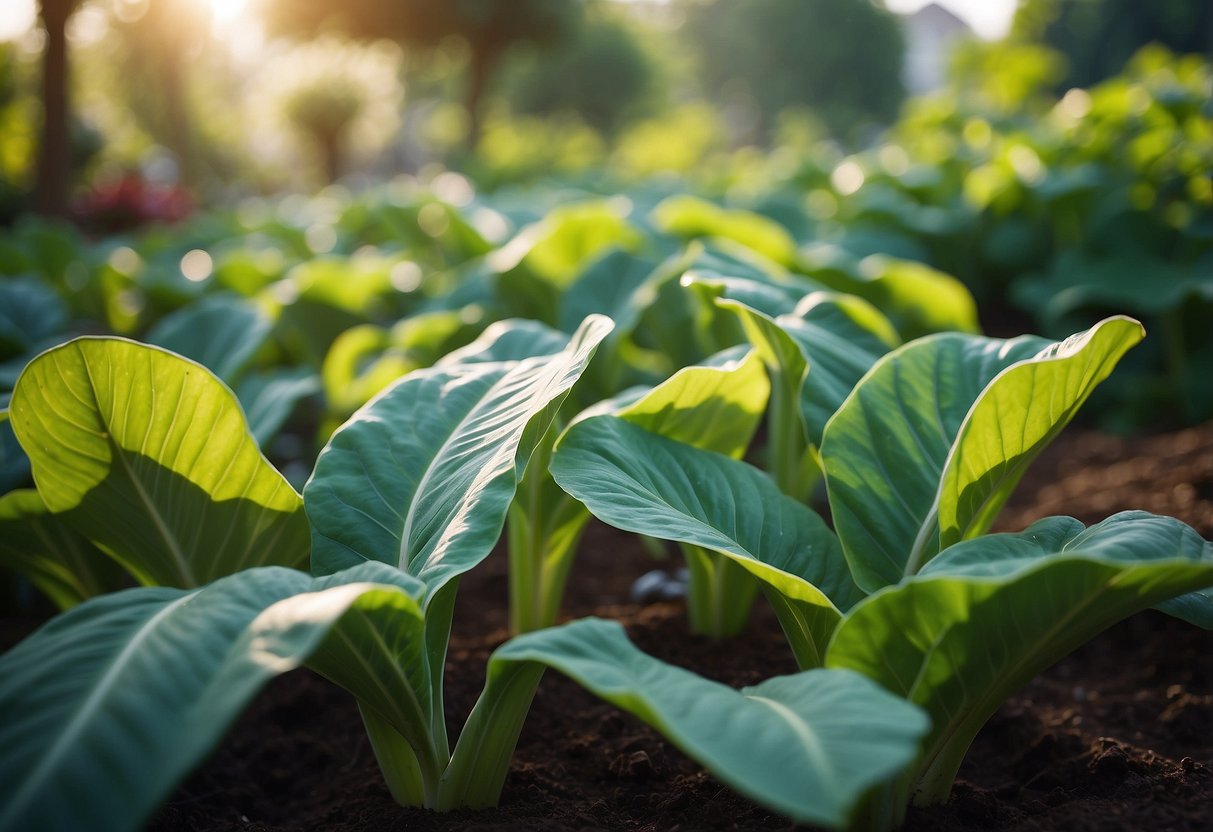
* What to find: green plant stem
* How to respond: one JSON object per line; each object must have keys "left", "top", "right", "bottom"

{"left": 438, "top": 662, "right": 546, "bottom": 809}
{"left": 423, "top": 580, "right": 460, "bottom": 759}
{"left": 508, "top": 429, "right": 592, "bottom": 634}
{"left": 507, "top": 492, "right": 590, "bottom": 633}
{"left": 682, "top": 544, "right": 760, "bottom": 637}
{"left": 762, "top": 588, "right": 836, "bottom": 670}
{"left": 848, "top": 771, "right": 913, "bottom": 832}
{"left": 767, "top": 369, "right": 817, "bottom": 501}
{"left": 359, "top": 704, "right": 442, "bottom": 807}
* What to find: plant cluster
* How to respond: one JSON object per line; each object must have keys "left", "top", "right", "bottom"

{"left": 1, "top": 49, "right": 1211, "bottom": 820}
{"left": 0, "top": 163, "right": 1210, "bottom": 830}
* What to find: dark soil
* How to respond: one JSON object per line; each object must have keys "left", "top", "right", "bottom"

{"left": 136, "top": 421, "right": 1211, "bottom": 831}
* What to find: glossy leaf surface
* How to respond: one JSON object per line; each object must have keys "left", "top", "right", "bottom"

{"left": 305, "top": 315, "right": 612, "bottom": 597}
{"left": 552, "top": 417, "right": 861, "bottom": 666}
{"left": 823, "top": 318, "right": 1141, "bottom": 591}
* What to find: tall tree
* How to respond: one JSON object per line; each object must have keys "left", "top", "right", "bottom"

{"left": 260, "top": 0, "right": 582, "bottom": 146}
{"left": 502, "top": 12, "right": 658, "bottom": 136}
{"left": 33, "top": 0, "right": 79, "bottom": 217}
{"left": 680, "top": 0, "right": 905, "bottom": 144}
{"left": 1014, "top": 0, "right": 1213, "bottom": 89}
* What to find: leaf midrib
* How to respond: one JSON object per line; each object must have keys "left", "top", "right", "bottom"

{"left": 78, "top": 349, "right": 197, "bottom": 587}
{"left": 397, "top": 367, "right": 509, "bottom": 573}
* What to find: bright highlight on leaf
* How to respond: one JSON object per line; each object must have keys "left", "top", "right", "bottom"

{"left": 9, "top": 337, "right": 310, "bottom": 587}
{"left": 823, "top": 316, "right": 1143, "bottom": 591}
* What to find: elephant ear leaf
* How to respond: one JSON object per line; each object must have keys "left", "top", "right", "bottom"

{"left": 305, "top": 315, "right": 613, "bottom": 597}
{"left": 615, "top": 346, "right": 770, "bottom": 458}
{"left": 8, "top": 337, "right": 310, "bottom": 587}
{"left": 0, "top": 562, "right": 426, "bottom": 832}
{"left": 823, "top": 316, "right": 1142, "bottom": 592}
{"left": 451, "top": 618, "right": 929, "bottom": 829}
{"left": 935, "top": 317, "right": 1144, "bottom": 553}
{"left": 552, "top": 417, "right": 861, "bottom": 668}
{"left": 826, "top": 511, "right": 1213, "bottom": 807}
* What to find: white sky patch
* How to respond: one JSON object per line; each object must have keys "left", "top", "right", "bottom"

{"left": 883, "top": 0, "right": 1017, "bottom": 41}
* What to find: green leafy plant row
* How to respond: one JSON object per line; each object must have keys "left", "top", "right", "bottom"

{"left": 0, "top": 309, "right": 1209, "bottom": 831}
{"left": 549, "top": 314, "right": 1213, "bottom": 825}
{"left": 0, "top": 322, "right": 925, "bottom": 832}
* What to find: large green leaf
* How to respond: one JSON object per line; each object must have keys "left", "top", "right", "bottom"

{"left": 305, "top": 315, "right": 613, "bottom": 596}
{"left": 604, "top": 347, "right": 772, "bottom": 637}
{"left": 0, "top": 489, "right": 126, "bottom": 609}
{"left": 822, "top": 317, "right": 1143, "bottom": 591}
{"left": 781, "top": 293, "right": 899, "bottom": 446}
{"left": 144, "top": 293, "right": 272, "bottom": 383}
{"left": 447, "top": 618, "right": 929, "bottom": 829}
{"left": 551, "top": 417, "right": 861, "bottom": 667}
{"left": 826, "top": 511, "right": 1213, "bottom": 806}
{"left": 935, "top": 317, "right": 1145, "bottom": 552}
{"left": 9, "top": 338, "right": 309, "bottom": 587}
{"left": 617, "top": 347, "right": 770, "bottom": 458}
{"left": 0, "top": 562, "right": 425, "bottom": 832}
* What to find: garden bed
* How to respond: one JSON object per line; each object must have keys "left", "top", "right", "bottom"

{"left": 140, "top": 421, "right": 1213, "bottom": 832}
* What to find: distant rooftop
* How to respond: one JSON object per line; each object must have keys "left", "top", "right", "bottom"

{"left": 902, "top": 2, "right": 977, "bottom": 94}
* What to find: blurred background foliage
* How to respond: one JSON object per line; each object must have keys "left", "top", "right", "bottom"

{"left": 3, "top": 0, "right": 1208, "bottom": 202}
{"left": 0, "top": 0, "right": 1211, "bottom": 428}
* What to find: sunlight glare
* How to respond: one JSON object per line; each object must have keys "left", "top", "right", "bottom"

{"left": 203, "top": 0, "right": 248, "bottom": 27}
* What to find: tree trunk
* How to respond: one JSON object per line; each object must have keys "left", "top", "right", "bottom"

{"left": 317, "top": 127, "right": 343, "bottom": 185}
{"left": 34, "top": 0, "right": 74, "bottom": 218}
{"left": 463, "top": 43, "right": 501, "bottom": 150}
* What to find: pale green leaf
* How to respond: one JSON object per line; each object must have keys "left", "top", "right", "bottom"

{"left": 617, "top": 347, "right": 770, "bottom": 458}
{"left": 937, "top": 316, "right": 1145, "bottom": 551}
{"left": 9, "top": 338, "right": 310, "bottom": 587}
